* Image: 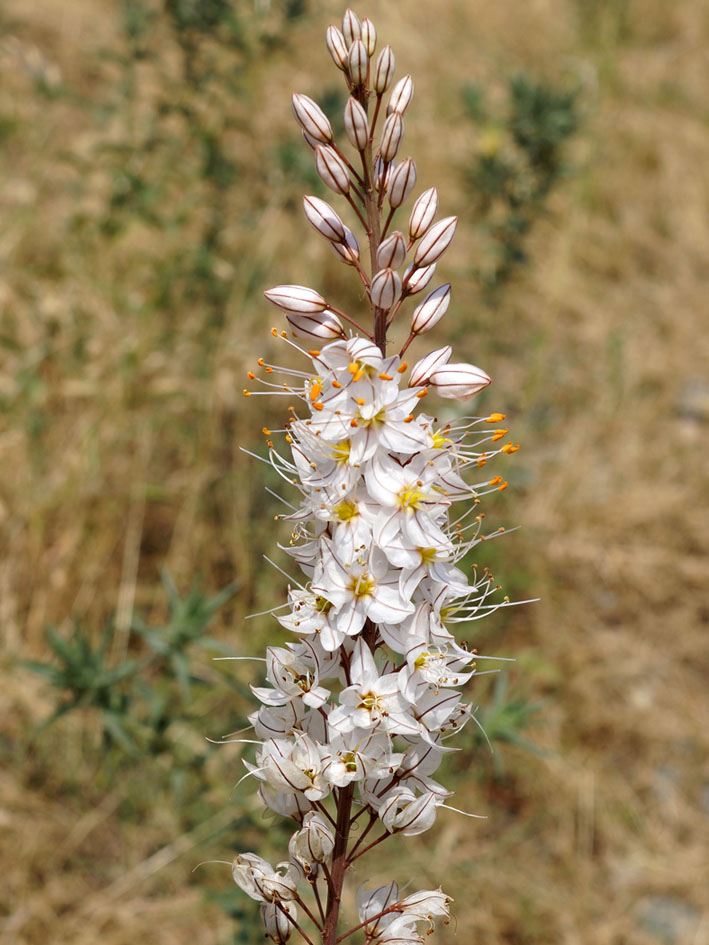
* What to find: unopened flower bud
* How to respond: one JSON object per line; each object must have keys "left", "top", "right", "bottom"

{"left": 402, "top": 262, "right": 436, "bottom": 295}
{"left": 380, "top": 112, "right": 403, "bottom": 163}
{"left": 261, "top": 901, "right": 296, "bottom": 943}
{"left": 409, "top": 187, "right": 438, "bottom": 239}
{"left": 429, "top": 362, "right": 491, "bottom": 400}
{"left": 342, "top": 8, "right": 361, "bottom": 46}
{"left": 388, "top": 157, "right": 417, "bottom": 208}
{"left": 315, "top": 145, "right": 350, "bottom": 195}
{"left": 409, "top": 346, "right": 452, "bottom": 387}
{"left": 370, "top": 268, "right": 401, "bottom": 309}
{"left": 377, "top": 231, "right": 407, "bottom": 270}
{"left": 303, "top": 195, "right": 346, "bottom": 243}
{"left": 413, "top": 216, "right": 458, "bottom": 267}
{"left": 360, "top": 17, "right": 377, "bottom": 55}
{"left": 264, "top": 284, "right": 327, "bottom": 314}
{"left": 373, "top": 45, "right": 395, "bottom": 94}
{"left": 326, "top": 25, "right": 349, "bottom": 71}
{"left": 301, "top": 129, "right": 320, "bottom": 151}
{"left": 286, "top": 309, "right": 345, "bottom": 341}
{"left": 291, "top": 93, "right": 333, "bottom": 144}
{"left": 387, "top": 74, "right": 414, "bottom": 116}
{"left": 373, "top": 155, "right": 392, "bottom": 193}
{"left": 344, "top": 97, "right": 369, "bottom": 152}
{"left": 329, "top": 226, "right": 360, "bottom": 266}
{"left": 348, "top": 39, "right": 368, "bottom": 88}
{"left": 411, "top": 284, "right": 451, "bottom": 335}
{"left": 289, "top": 812, "right": 335, "bottom": 868}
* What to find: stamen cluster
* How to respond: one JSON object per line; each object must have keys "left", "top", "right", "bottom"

{"left": 232, "top": 10, "right": 521, "bottom": 945}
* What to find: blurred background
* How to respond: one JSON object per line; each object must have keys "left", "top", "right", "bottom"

{"left": 1, "top": 1, "right": 707, "bottom": 943}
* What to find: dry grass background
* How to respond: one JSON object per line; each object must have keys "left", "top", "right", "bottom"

{"left": 1, "top": 0, "right": 708, "bottom": 943}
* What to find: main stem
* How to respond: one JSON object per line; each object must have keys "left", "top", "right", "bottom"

{"left": 321, "top": 93, "right": 385, "bottom": 945}
{"left": 322, "top": 783, "right": 355, "bottom": 945}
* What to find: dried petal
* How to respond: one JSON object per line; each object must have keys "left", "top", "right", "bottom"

{"left": 377, "top": 231, "right": 407, "bottom": 270}
{"left": 380, "top": 112, "right": 404, "bottom": 163}
{"left": 315, "top": 145, "right": 351, "bottom": 195}
{"left": 387, "top": 75, "right": 414, "bottom": 116}
{"left": 370, "top": 268, "right": 401, "bottom": 309}
{"left": 264, "top": 284, "right": 327, "bottom": 314}
{"left": 409, "top": 346, "right": 452, "bottom": 387}
{"left": 291, "top": 93, "right": 333, "bottom": 145}
{"left": 388, "top": 157, "right": 417, "bottom": 209}
{"left": 326, "top": 25, "right": 349, "bottom": 71}
{"left": 303, "top": 195, "right": 346, "bottom": 243}
{"left": 285, "top": 310, "right": 345, "bottom": 341}
{"left": 344, "top": 97, "right": 369, "bottom": 152}
{"left": 413, "top": 216, "right": 458, "bottom": 267}
{"left": 360, "top": 17, "right": 377, "bottom": 55}
{"left": 260, "top": 902, "right": 295, "bottom": 944}
{"left": 342, "top": 8, "right": 361, "bottom": 47}
{"left": 411, "top": 284, "right": 451, "bottom": 334}
{"left": 402, "top": 262, "right": 436, "bottom": 295}
{"left": 429, "top": 362, "right": 491, "bottom": 400}
{"left": 329, "top": 226, "right": 361, "bottom": 266}
{"left": 409, "top": 187, "right": 438, "bottom": 239}
{"left": 373, "top": 44, "right": 395, "bottom": 94}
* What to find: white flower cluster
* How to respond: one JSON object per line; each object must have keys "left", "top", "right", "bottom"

{"left": 229, "top": 9, "right": 522, "bottom": 945}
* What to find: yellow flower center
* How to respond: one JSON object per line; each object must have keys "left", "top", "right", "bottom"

{"left": 333, "top": 499, "right": 359, "bottom": 522}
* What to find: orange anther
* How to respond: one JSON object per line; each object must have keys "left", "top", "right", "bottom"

{"left": 477, "top": 458, "right": 487, "bottom": 467}
{"left": 501, "top": 443, "right": 519, "bottom": 454}
{"left": 271, "top": 327, "right": 278, "bottom": 336}
{"left": 355, "top": 397, "right": 366, "bottom": 406}
{"left": 257, "top": 358, "right": 265, "bottom": 366}
{"left": 310, "top": 383, "right": 323, "bottom": 402}
{"left": 332, "top": 380, "right": 342, "bottom": 388}
{"left": 416, "top": 388, "right": 428, "bottom": 398}
{"left": 350, "top": 418, "right": 359, "bottom": 427}
{"left": 242, "top": 389, "right": 251, "bottom": 396}
{"left": 262, "top": 427, "right": 272, "bottom": 435}
{"left": 379, "top": 373, "right": 393, "bottom": 380}
{"left": 485, "top": 413, "right": 506, "bottom": 423}
{"left": 281, "top": 331, "right": 288, "bottom": 338}
{"left": 312, "top": 401, "right": 324, "bottom": 411}
{"left": 403, "top": 415, "right": 414, "bottom": 423}
{"left": 492, "top": 428, "right": 508, "bottom": 441}
{"left": 498, "top": 481, "right": 508, "bottom": 491}
{"left": 348, "top": 362, "right": 358, "bottom": 374}
{"left": 285, "top": 435, "right": 293, "bottom": 443}
{"left": 247, "top": 371, "right": 256, "bottom": 379}
{"left": 397, "top": 362, "right": 408, "bottom": 373}
{"left": 308, "top": 350, "right": 321, "bottom": 357}
{"left": 266, "top": 439, "right": 274, "bottom": 448}
{"left": 265, "top": 366, "right": 272, "bottom": 373}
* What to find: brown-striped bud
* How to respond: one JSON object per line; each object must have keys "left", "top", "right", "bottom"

{"left": 285, "top": 309, "right": 345, "bottom": 341}
{"left": 377, "top": 231, "right": 407, "bottom": 270}
{"left": 342, "top": 8, "right": 361, "bottom": 46}
{"left": 373, "top": 155, "right": 392, "bottom": 193}
{"left": 292, "top": 93, "right": 333, "bottom": 144}
{"left": 315, "top": 145, "right": 350, "bottom": 195}
{"left": 403, "top": 262, "right": 436, "bottom": 295}
{"left": 409, "top": 187, "right": 438, "bottom": 239}
{"left": 360, "top": 17, "right": 377, "bottom": 55}
{"left": 348, "top": 39, "right": 368, "bottom": 88}
{"left": 303, "top": 195, "right": 346, "bottom": 243}
{"left": 265, "top": 285, "right": 327, "bottom": 314}
{"left": 326, "top": 25, "right": 349, "bottom": 71}
{"left": 344, "top": 97, "right": 369, "bottom": 151}
{"left": 409, "top": 345, "right": 452, "bottom": 387}
{"left": 413, "top": 216, "right": 458, "bottom": 267}
{"left": 329, "top": 226, "right": 360, "bottom": 266}
{"left": 370, "top": 268, "right": 401, "bottom": 309}
{"left": 301, "top": 130, "right": 320, "bottom": 151}
{"left": 387, "top": 75, "right": 414, "bottom": 116}
{"left": 429, "top": 362, "right": 491, "bottom": 400}
{"left": 373, "top": 45, "right": 395, "bottom": 94}
{"left": 388, "top": 157, "right": 417, "bottom": 208}
{"left": 411, "top": 284, "right": 451, "bottom": 334}
{"left": 380, "top": 112, "right": 403, "bottom": 163}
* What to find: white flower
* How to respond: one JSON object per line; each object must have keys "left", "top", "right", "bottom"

{"left": 232, "top": 853, "right": 299, "bottom": 902}
{"left": 288, "top": 811, "right": 335, "bottom": 868}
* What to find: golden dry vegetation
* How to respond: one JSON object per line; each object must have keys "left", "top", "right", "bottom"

{"left": 1, "top": 1, "right": 708, "bottom": 944}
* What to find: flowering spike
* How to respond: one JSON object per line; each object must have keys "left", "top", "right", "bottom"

{"left": 232, "top": 16, "right": 525, "bottom": 945}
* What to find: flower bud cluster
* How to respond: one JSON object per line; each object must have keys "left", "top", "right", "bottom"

{"left": 233, "top": 10, "right": 522, "bottom": 944}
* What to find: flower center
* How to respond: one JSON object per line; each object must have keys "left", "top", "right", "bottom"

{"left": 333, "top": 499, "right": 359, "bottom": 522}
{"left": 398, "top": 485, "right": 425, "bottom": 509}
{"left": 348, "top": 573, "right": 375, "bottom": 598}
